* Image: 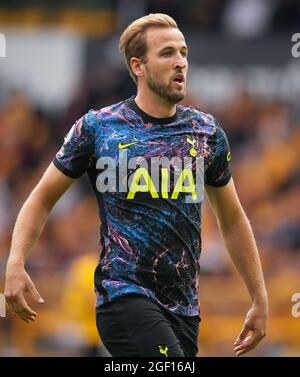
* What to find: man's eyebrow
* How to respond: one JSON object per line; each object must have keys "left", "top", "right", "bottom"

{"left": 159, "top": 45, "right": 188, "bottom": 52}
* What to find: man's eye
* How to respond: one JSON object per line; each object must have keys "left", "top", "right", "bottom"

{"left": 162, "top": 51, "right": 172, "bottom": 57}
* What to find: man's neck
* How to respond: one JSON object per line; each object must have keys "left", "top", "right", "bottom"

{"left": 135, "top": 87, "right": 177, "bottom": 119}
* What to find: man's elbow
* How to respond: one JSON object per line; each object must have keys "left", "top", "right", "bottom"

{"left": 28, "top": 187, "right": 55, "bottom": 214}
{"left": 218, "top": 204, "right": 249, "bottom": 235}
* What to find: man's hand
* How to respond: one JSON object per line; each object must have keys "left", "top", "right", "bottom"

{"left": 4, "top": 262, "right": 45, "bottom": 323}
{"left": 234, "top": 303, "right": 268, "bottom": 356}
{"left": 4, "top": 164, "right": 72, "bottom": 323}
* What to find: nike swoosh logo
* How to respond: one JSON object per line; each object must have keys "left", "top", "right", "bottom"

{"left": 118, "top": 141, "right": 138, "bottom": 149}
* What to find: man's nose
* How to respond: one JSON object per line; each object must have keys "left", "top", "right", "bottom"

{"left": 174, "top": 55, "right": 186, "bottom": 69}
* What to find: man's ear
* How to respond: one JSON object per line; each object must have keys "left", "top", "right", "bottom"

{"left": 130, "top": 57, "right": 145, "bottom": 79}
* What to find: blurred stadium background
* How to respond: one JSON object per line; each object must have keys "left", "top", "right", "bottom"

{"left": 0, "top": 0, "right": 300, "bottom": 357}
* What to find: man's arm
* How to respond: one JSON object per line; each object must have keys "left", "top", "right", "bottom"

{"left": 5, "top": 163, "right": 74, "bottom": 322}
{"left": 205, "top": 178, "right": 269, "bottom": 356}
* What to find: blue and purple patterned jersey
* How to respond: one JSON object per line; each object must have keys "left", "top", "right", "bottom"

{"left": 53, "top": 97, "right": 231, "bottom": 316}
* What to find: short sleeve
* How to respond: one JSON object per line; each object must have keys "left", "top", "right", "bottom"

{"left": 205, "top": 119, "right": 232, "bottom": 187}
{"left": 53, "top": 110, "right": 96, "bottom": 178}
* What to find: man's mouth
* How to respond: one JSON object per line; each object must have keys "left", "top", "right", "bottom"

{"left": 172, "top": 73, "right": 185, "bottom": 85}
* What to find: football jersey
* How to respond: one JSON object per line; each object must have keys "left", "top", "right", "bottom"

{"left": 53, "top": 96, "right": 231, "bottom": 316}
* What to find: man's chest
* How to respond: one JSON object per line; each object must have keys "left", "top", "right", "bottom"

{"left": 95, "top": 121, "right": 214, "bottom": 161}
{"left": 93, "top": 121, "right": 212, "bottom": 203}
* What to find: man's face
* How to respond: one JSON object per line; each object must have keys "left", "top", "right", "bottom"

{"left": 142, "top": 26, "right": 188, "bottom": 104}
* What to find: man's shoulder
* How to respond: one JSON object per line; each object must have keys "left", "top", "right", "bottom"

{"left": 82, "top": 98, "right": 128, "bottom": 126}
{"left": 178, "top": 103, "right": 220, "bottom": 129}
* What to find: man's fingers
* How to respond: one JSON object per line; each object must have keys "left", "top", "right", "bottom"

{"left": 236, "top": 346, "right": 255, "bottom": 357}
{"left": 16, "top": 311, "right": 31, "bottom": 322}
{"left": 234, "top": 324, "right": 250, "bottom": 345}
{"left": 6, "top": 294, "right": 37, "bottom": 319}
{"left": 15, "top": 295, "right": 37, "bottom": 316}
{"left": 4, "top": 270, "right": 44, "bottom": 323}
{"left": 234, "top": 335, "right": 252, "bottom": 353}
{"left": 234, "top": 330, "right": 265, "bottom": 356}
{"left": 235, "top": 340, "right": 259, "bottom": 356}
{"left": 13, "top": 307, "right": 36, "bottom": 322}
{"left": 237, "top": 329, "right": 265, "bottom": 349}
{"left": 6, "top": 301, "right": 18, "bottom": 317}
{"left": 9, "top": 302, "right": 30, "bottom": 322}
{"left": 28, "top": 283, "right": 45, "bottom": 304}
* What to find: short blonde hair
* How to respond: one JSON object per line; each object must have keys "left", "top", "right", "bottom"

{"left": 119, "top": 13, "right": 178, "bottom": 83}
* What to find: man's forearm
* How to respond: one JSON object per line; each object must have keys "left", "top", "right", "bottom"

{"left": 5, "top": 163, "right": 73, "bottom": 322}
{"left": 8, "top": 193, "right": 51, "bottom": 266}
{"left": 205, "top": 181, "right": 268, "bottom": 354}
{"left": 218, "top": 210, "right": 268, "bottom": 305}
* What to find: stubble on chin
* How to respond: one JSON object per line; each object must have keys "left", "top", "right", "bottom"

{"left": 147, "top": 76, "right": 185, "bottom": 104}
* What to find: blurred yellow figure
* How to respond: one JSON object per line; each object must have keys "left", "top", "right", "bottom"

{"left": 60, "top": 252, "right": 109, "bottom": 356}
